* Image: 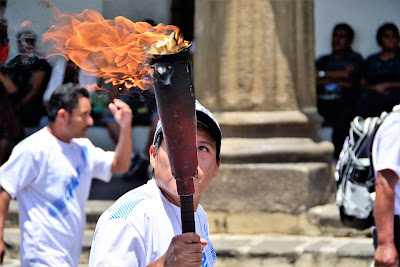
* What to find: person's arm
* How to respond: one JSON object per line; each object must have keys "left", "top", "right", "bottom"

{"left": 21, "top": 70, "right": 46, "bottom": 104}
{"left": 316, "top": 66, "right": 357, "bottom": 87}
{"left": 43, "top": 57, "right": 66, "bottom": 104}
{"left": 374, "top": 169, "right": 400, "bottom": 267}
{"left": 0, "top": 188, "right": 11, "bottom": 265}
{"left": 360, "top": 80, "right": 400, "bottom": 95}
{"left": 378, "top": 82, "right": 400, "bottom": 94}
{"left": 147, "top": 233, "right": 207, "bottom": 267}
{"left": 108, "top": 98, "right": 132, "bottom": 173}
{"left": 325, "top": 66, "right": 356, "bottom": 80}
{"left": 21, "top": 70, "right": 46, "bottom": 105}
{"left": 0, "top": 72, "right": 17, "bottom": 95}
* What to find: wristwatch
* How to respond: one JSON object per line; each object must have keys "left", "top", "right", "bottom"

{"left": 318, "top": 70, "right": 326, "bottom": 78}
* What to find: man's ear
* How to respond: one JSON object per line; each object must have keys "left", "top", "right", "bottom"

{"left": 213, "top": 160, "right": 221, "bottom": 178}
{"left": 57, "top": 109, "right": 69, "bottom": 125}
{"left": 149, "top": 145, "right": 157, "bottom": 168}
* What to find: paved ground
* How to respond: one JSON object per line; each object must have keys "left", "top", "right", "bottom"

{"left": 3, "top": 231, "right": 375, "bottom": 266}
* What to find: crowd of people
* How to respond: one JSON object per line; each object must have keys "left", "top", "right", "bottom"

{"left": 317, "top": 22, "right": 400, "bottom": 266}
{"left": 316, "top": 22, "right": 400, "bottom": 159}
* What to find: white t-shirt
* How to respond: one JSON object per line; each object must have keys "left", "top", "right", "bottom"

{"left": 0, "top": 127, "right": 114, "bottom": 266}
{"left": 89, "top": 179, "right": 217, "bottom": 267}
{"left": 372, "top": 105, "right": 400, "bottom": 215}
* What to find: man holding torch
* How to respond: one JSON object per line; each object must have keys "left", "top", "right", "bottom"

{"left": 89, "top": 101, "right": 221, "bottom": 267}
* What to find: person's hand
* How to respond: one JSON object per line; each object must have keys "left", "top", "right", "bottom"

{"left": 0, "top": 72, "right": 17, "bottom": 95}
{"left": 344, "top": 66, "right": 356, "bottom": 77}
{"left": 3, "top": 84, "right": 17, "bottom": 94}
{"left": 375, "top": 243, "right": 399, "bottom": 266}
{"left": 0, "top": 239, "right": 5, "bottom": 265}
{"left": 375, "top": 83, "right": 390, "bottom": 95}
{"left": 163, "top": 232, "right": 208, "bottom": 267}
{"left": 108, "top": 99, "right": 132, "bottom": 129}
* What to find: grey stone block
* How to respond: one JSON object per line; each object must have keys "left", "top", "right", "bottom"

{"left": 202, "top": 162, "right": 333, "bottom": 213}
{"left": 214, "top": 111, "right": 321, "bottom": 139}
{"left": 221, "top": 137, "right": 333, "bottom": 163}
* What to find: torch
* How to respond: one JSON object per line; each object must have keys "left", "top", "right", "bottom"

{"left": 150, "top": 43, "right": 197, "bottom": 233}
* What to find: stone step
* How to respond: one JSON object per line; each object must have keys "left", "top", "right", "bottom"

{"left": 221, "top": 137, "right": 333, "bottom": 163}
{"left": 214, "top": 109, "right": 322, "bottom": 139}
{"left": 306, "top": 203, "right": 371, "bottom": 238}
{"left": 6, "top": 200, "right": 368, "bottom": 238}
{"left": 213, "top": 233, "right": 374, "bottom": 267}
{"left": 206, "top": 203, "right": 371, "bottom": 237}
{"left": 3, "top": 230, "right": 375, "bottom": 267}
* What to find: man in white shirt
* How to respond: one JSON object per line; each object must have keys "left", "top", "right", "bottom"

{"left": 89, "top": 101, "right": 221, "bottom": 267}
{"left": 373, "top": 104, "right": 400, "bottom": 266}
{"left": 0, "top": 82, "right": 133, "bottom": 266}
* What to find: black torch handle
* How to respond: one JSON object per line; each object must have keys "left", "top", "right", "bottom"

{"left": 180, "top": 195, "right": 195, "bottom": 233}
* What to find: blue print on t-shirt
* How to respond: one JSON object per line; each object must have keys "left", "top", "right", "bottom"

{"left": 202, "top": 252, "right": 208, "bottom": 267}
{"left": 48, "top": 197, "right": 67, "bottom": 217}
{"left": 202, "top": 230, "right": 216, "bottom": 266}
{"left": 65, "top": 170, "right": 80, "bottom": 201}
{"left": 48, "top": 167, "right": 81, "bottom": 217}
{"left": 204, "top": 223, "right": 209, "bottom": 236}
{"left": 80, "top": 146, "right": 88, "bottom": 165}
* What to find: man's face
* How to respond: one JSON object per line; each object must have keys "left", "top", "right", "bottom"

{"left": 150, "top": 127, "right": 220, "bottom": 204}
{"left": 380, "top": 29, "right": 400, "bottom": 50}
{"left": 18, "top": 37, "right": 35, "bottom": 54}
{"left": 332, "top": 29, "right": 352, "bottom": 52}
{"left": 67, "top": 96, "right": 94, "bottom": 138}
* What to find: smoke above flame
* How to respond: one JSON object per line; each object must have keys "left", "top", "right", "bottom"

{"left": 42, "top": 6, "right": 189, "bottom": 90}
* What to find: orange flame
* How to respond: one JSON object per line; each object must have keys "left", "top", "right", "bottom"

{"left": 42, "top": 7, "right": 189, "bottom": 90}
{"left": 21, "top": 21, "right": 32, "bottom": 28}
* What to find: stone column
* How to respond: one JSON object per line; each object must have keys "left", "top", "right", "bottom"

{"left": 194, "top": 0, "right": 315, "bottom": 111}
{"left": 194, "top": 0, "right": 335, "bottom": 235}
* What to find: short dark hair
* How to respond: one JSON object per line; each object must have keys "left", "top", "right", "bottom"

{"left": 47, "top": 83, "right": 89, "bottom": 123}
{"left": 333, "top": 23, "right": 355, "bottom": 41}
{"left": 376, "top": 22, "right": 400, "bottom": 47}
{"left": 154, "top": 116, "right": 221, "bottom": 163}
